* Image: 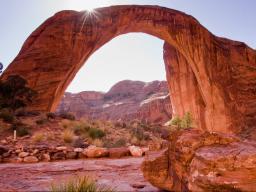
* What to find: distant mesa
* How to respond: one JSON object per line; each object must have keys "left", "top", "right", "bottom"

{"left": 57, "top": 80, "right": 172, "bottom": 124}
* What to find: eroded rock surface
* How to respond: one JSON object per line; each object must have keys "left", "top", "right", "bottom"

{"left": 2, "top": 5, "right": 255, "bottom": 134}
{"left": 57, "top": 80, "right": 172, "bottom": 124}
{"left": 0, "top": 157, "right": 158, "bottom": 192}
{"left": 142, "top": 129, "right": 256, "bottom": 191}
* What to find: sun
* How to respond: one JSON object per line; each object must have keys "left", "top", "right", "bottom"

{"left": 65, "top": 0, "right": 111, "bottom": 11}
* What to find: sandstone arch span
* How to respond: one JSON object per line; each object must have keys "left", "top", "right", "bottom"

{"left": 2, "top": 5, "right": 256, "bottom": 134}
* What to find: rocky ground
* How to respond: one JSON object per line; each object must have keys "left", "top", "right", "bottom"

{"left": 0, "top": 112, "right": 169, "bottom": 164}
{"left": 0, "top": 157, "right": 160, "bottom": 192}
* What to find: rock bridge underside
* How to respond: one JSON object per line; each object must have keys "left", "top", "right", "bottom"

{"left": 2, "top": 5, "right": 256, "bottom": 135}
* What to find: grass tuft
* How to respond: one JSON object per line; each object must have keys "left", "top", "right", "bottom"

{"left": 51, "top": 175, "right": 115, "bottom": 192}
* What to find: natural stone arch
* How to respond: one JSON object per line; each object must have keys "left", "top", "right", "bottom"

{"left": 2, "top": 5, "right": 256, "bottom": 134}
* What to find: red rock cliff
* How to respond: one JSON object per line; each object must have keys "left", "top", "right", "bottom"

{"left": 57, "top": 80, "right": 172, "bottom": 124}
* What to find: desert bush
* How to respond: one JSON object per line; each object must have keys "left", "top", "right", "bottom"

{"left": 73, "top": 121, "right": 91, "bottom": 136}
{"left": 0, "top": 75, "right": 37, "bottom": 111}
{"left": 59, "top": 112, "right": 75, "bottom": 120}
{"left": 63, "top": 129, "right": 75, "bottom": 143}
{"left": 88, "top": 127, "right": 106, "bottom": 139}
{"left": 36, "top": 118, "right": 48, "bottom": 125}
{"left": 15, "top": 109, "right": 40, "bottom": 117}
{"left": 46, "top": 112, "right": 56, "bottom": 119}
{"left": 51, "top": 175, "right": 115, "bottom": 192}
{"left": 131, "top": 127, "right": 150, "bottom": 141}
{"left": 72, "top": 137, "right": 88, "bottom": 148}
{"left": 105, "top": 138, "right": 127, "bottom": 148}
{"left": 0, "top": 109, "right": 15, "bottom": 123}
{"left": 16, "top": 126, "right": 30, "bottom": 137}
{"left": 32, "top": 133, "right": 45, "bottom": 143}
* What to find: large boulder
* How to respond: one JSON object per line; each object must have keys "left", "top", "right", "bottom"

{"left": 128, "top": 146, "right": 143, "bottom": 157}
{"left": 142, "top": 129, "right": 256, "bottom": 191}
{"left": 23, "top": 156, "right": 39, "bottom": 163}
{"left": 141, "top": 150, "right": 173, "bottom": 191}
{"left": 108, "top": 147, "right": 130, "bottom": 158}
{"left": 83, "top": 146, "right": 109, "bottom": 158}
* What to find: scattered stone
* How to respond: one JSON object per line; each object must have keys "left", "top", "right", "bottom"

{"left": 15, "top": 149, "right": 22, "bottom": 153}
{"left": 23, "top": 156, "right": 39, "bottom": 163}
{"left": 109, "top": 147, "right": 130, "bottom": 158}
{"left": 131, "top": 183, "right": 146, "bottom": 189}
{"left": 141, "top": 147, "right": 149, "bottom": 155}
{"left": 16, "top": 157, "right": 23, "bottom": 163}
{"left": 51, "top": 152, "right": 66, "bottom": 160}
{"left": 128, "top": 146, "right": 143, "bottom": 157}
{"left": 2, "top": 152, "right": 11, "bottom": 158}
{"left": 0, "top": 139, "right": 7, "bottom": 145}
{"left": 18, "top": 152, "right": 29, "bottom": 158}
{"left": 32, "top": 149, "right": 39, "bottom": 155}
{"left": 83, "top": 146, "right": 109, "bottom": 158}
{"left": 42, "top": 154, "right": 50, "bottom": 162}
{"left": 56, "top": 146, "right": 67, "bottom": 151}
{"left": 66, "top": 151, "right": 77, "bottom": 159}
{"left": 74, "top": 148, "right": 83, "bottom": 153}
{"left": 0, "top": 145, "right": 9, "bottom": 155}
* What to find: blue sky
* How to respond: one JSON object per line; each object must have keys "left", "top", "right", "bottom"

{"left": 0, "top": 0, "right": 255, "bottom": 92}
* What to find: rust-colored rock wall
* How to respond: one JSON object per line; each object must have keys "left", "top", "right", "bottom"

{"left": 1, "top": 5, "right": 256, "bottom": 134}
{"left": 142, "top": 129, "right": 256, "bottom": 191}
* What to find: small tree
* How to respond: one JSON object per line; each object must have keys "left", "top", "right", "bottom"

{"left": 0, "top": 75, "right": 37, "bottom": 112}
{"left": 170, "top": 116, "right": 182, "bottom": 128}
{"left": 180, "top": 112, "right": 193, "bottom": 128}
{"left": 169, "top": 112, "right": 193, "bottom": 129}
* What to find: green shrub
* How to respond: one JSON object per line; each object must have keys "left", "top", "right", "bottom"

{"left": 180, "top": 112, "right": 193, "bottom": 128}
{"left": 51, "top": 175, "right": 115, "bottom": 192}
{"left": 132, "top": 127, "right": 150, "bottom": 141}
{"left": 73, "top": 122, "right": 91, "bottom": 136}
{"left": 0, "top": 109, "right": 15, "bottom": 123}
{"left": 103, "top": 138, "right": 127, "bottom": 148}
{"left": 170, "top": 116, "right": 182, "bottom": 127}
{"left": 169, "top": 112, "right": 193, "bottom": 129}
{"left": 0, "top": 75, "right": 37, "bottom": 111}
{"left": 59, "top": 112, "right": 75, "bottom": 120}
{"left": 88, "top": 127, "right": 105, "bottom": 139}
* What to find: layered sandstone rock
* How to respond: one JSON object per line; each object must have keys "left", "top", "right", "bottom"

{"left": 142, "top": 129, "right": 256, "bottom": 191}
{"left": 1, "top": 5, "right": 256, "bottom": 134}
{"left": 57, "top": 80, "right": 172, "bottom": 124}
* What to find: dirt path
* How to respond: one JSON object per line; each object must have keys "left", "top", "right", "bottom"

{"left": 0, "top": 157, "right": 159, "bottom": 192}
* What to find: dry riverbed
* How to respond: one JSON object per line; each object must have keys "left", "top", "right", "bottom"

{"left": 0, "top": 157, "right": 159, "bottom": 192}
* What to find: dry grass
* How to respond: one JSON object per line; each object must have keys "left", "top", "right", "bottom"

{"left": 32, "top": 133, "right": 45, "bottom": 143}
{"left": 91, "top": 139, "right": 103, "bottom": 147}
{"left": 51, "top": 175, "right": 115, "bottom": 192}
{"left": 63, "top": 129, "right": 75, "bottom": 143}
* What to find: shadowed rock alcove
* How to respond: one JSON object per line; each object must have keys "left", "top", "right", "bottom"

{"left": 2, "top": 5, "right": 256, "bottom": 134}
